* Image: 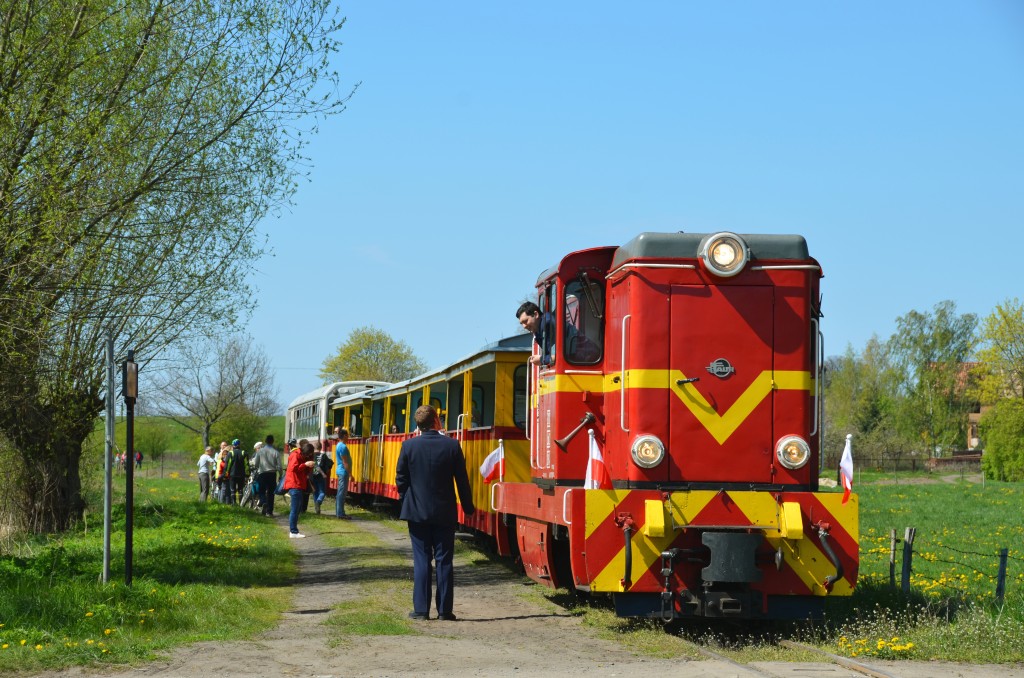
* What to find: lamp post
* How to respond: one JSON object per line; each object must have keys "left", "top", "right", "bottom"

{"left": 122, "top": 350, "right": 138, "bottom": 587}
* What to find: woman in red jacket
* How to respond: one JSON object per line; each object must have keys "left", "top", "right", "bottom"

{"left": 283, "top": 440, "right": 315, "bottom": 538}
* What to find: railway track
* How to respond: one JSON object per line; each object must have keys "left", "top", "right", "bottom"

{"left": 692, "top": 639, "right": 900, "bottom": 678}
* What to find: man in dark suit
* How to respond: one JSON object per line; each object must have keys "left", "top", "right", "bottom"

{"left": 396, "top": 405, "right": 476, "bottom": 621}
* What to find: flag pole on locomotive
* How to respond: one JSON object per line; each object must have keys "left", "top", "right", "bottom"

{"left": 840, "top": 434, "right": 854, "bottom": 504}
{"left": 480, "top": 439, "right": 504, "bottom": 483}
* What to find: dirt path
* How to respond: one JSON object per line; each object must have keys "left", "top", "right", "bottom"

{"left": 40, "top": 515, "right": 1024, "bottom": 678}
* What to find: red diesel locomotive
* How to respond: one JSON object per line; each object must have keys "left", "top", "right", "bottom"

{"left": 299, "top": 231, "right": 857, "bottom": 621}
{"left": 495, "top": 231, "right": 858, "bottom": 620}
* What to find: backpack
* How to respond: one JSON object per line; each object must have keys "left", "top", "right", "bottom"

{"left": 317, "top": 451, "right": 335, "bottom": 475}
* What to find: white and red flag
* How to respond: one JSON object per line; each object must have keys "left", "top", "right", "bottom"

{"left": 584, "top": 429, "right": 612, "bottom": 490}
{"left": 840, "top": 433, "right": 854, "bottom": 504}
{"left": 479, "top": 442, "right": 504, "bottom": 483}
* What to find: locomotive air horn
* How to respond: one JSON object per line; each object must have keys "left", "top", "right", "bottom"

{"left": 555, "top": 412, "right": 596, "bottom": 451}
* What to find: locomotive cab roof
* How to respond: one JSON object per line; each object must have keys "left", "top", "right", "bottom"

{"left": 610, "top": 232, "right": 810, "bottom": 269}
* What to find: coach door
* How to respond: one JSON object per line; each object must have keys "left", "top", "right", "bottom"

{"left": 668, "top": 284, "right": 775, "bottom": 484}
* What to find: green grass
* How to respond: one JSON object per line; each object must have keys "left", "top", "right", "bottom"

{"left": 0, "top": 476, "right": 295, "bottom": 671}
{"left": 2, "top": 471, "right": 1022, "bottom": 669}
{"left": 811, "top": 479, "right": 1024, "bottom": 662}
{"left": 310, "top": 509, "right": 421, "bottom": 641}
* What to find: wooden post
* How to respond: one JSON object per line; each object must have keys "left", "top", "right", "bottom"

{"left": 901, "top": 527, "right": 916, "bottom": 594}
{"left": 889, "top": 529, "right": 898, "bottom": 589}
{"left": 996, "top": 548, "right": 1009, "bottom": 605}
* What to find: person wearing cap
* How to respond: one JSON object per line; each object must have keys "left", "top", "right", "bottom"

{"left": 283, "top": 440, "right": 316, "bottom": 538}
{"left": 226, "top": 438, "right": 249, "bottom": 505}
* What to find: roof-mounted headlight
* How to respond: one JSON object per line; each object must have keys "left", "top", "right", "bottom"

{"left": 776, "top": 435, "right": 811, "bottom": 470}
{"left": 699, "top": 232, "right": 749, "bottom": 278}
{"left": 631, "top": 434, "right": 665, "bottom": 469}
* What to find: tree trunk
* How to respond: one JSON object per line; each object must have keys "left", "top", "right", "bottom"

{"left": 0, "top": 364, "right": 100, "bottom": 533}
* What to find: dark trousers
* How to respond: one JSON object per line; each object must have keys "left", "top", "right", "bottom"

{"left": 228, "top": 476, "right": 247, "bottom": 505}
{"left": 257, "top": 471, "right": 276, "bottom": 515}
{"left": 407, "top": 521, "right": 456, "bottom": 617}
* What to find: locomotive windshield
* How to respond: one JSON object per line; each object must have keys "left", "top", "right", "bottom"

{"left": 563, "top": 275, "right": 604, "bottom": 365}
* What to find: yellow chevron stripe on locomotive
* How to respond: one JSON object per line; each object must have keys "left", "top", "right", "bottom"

{"left": 582, "top": 488, "right": 858, "bottom": 596}
{"left": 540, "top": 369, "right": 813, "bottom": 444}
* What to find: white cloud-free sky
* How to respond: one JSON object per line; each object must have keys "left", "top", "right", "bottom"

{"left": 250, "top": 1, "right": 1024, "bottom": 407}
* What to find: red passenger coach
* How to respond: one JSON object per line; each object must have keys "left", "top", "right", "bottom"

{"left": 495, "top": 232, "right": 858, "bottom": 620}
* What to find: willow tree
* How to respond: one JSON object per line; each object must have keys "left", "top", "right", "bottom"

{"left": 0, "top": 0, "right": 353, "bottom": 532}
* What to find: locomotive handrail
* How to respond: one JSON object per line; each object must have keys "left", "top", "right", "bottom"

{"left": 751, "top": 264, "right": 821, "bottom": 271}
{"left": 606, "top": 262, "right": 696, "bottom": 280}
{"left": 620, "top": 314, "right": 631, "bottom": 433}
{"left": 562, "top": 488, "right": 573, "bottom": 525}
{"left": 377, "top": 427, "right": 385, "bottom": 469}
{"left": 811, "top": 318, "right": 822, "bottom": 438}
{"left": 456, "top": 413, "right": 468, "bottom": 444}
{"left": 489, "top": 481, "right": 501, "bottom": 512}
{"left": 525, "top": 361, "right": 532, "bottom": 442}
{"left": 563, "top": 369, "right": 602, "bottom": 375}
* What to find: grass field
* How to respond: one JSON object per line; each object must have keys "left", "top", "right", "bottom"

{"left": 0, "top": 472, "right": 1021, "bottom": 671}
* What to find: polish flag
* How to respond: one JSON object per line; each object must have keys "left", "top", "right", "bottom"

{"left": 840, "top": 434, "right": 854, "bottom": 504}
{"left": 479, "top": 443, "right": 504, "bottom": 483}
{"left": 584, "top": 429, "right": 612, "bottom": 490}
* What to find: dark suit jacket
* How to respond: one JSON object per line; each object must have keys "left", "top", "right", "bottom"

{"left": 396, "top": 430, "right": 475, "bottom": 525}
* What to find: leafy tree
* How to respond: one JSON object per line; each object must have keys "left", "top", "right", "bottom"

{"left": 973, "top": 298, "right": 1024, "bottom": 402}
{"left": 886, "top": 301, "right": 978, "bottom": 455}
{"left": 823, "top": 336, "right": 905, "bottom": 467}
{"left": 0, "top": 0, "right": 351, "bottom": 532}
{"left": 973, "top": 299, "right": 1024, "bottom": 479}
{"left": 152, "top": 335, "right": 279, "bottom": 450}
{"left": 320, "top": 326, "right": 428, "bottom": 383}
{"left": 979, "top": 400, "right": 1024, "bottom": 481}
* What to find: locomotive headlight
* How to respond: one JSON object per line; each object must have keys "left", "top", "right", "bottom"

{"left": 776, "top": 435, "right": 811, "bottom": 470}
{"left": 631, "top": 434, "right": 665, "bottom": 469}
{"left": 700, "top": 232, "right": 749, "bottom": 277}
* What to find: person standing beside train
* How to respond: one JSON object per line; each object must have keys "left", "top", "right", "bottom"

{"left": 334, "top": 427, "right": 352, "bottom": 520}
{"left": 395, "top": 405, "right": 475, "bottom": 621}
{"left": 254, "top": 434, "right": 280, "bottom": 517}
{"left": 197, "top": 446, "right": 215, "bottom": 502}
{"left": 283, "top": 440, "right": 316, "bottom": 538}
{"left": 226, "top": 438, "right": 249, "bottom": 505}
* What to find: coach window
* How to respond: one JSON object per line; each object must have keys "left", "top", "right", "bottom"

{"left": 563, "top": 273, "right": 604, "bottom": 365}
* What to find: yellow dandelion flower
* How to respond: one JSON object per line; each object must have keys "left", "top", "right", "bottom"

{"left": 2, "top": 644, "right": 8, "bottom": 649}
{"left": 35, "top": 644, "right": 42, "bottom": 650}
{"left": 86, "top": 639, "right": 94, "bottom": 645}
{"left": 104, "top": 629, "right": 111, "bottom": 635}
{"left": 85, "top": 612, "right": 94, "bottom": 617}
{"left": 20, "top": 640, "right": 26, "bottom": 646}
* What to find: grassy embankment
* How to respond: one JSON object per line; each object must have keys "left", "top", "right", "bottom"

{"left": 0, "top": 470, "right": 1021, "bottom": 671}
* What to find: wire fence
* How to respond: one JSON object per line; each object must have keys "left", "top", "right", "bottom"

{"left": 861, "top": 526, "right": 1020, "bottom": 605}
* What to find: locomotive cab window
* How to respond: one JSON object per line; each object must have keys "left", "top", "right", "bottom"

{"left": 563, "top": 274, "right": 604, "bottom": 365}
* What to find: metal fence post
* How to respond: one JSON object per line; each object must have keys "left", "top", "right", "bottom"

{"left": 996, "top": 547, "right": 1008, "bottom": 605}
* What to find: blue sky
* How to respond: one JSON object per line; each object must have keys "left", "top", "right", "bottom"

{"left": 251, "top": 1, "right": 1024, "bottom": 407}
